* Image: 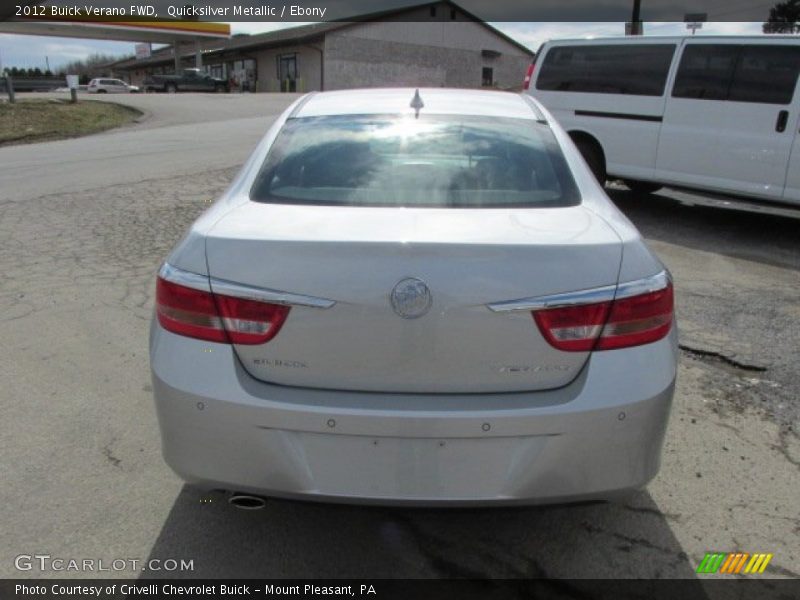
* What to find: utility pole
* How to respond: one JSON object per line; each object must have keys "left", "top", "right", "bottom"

{"left": 6, "top": 75, "right": 15, "bottom": 103}
{"left": 630, "top": 0, "right": 642, "bottom": 35}
{"left": 45, "top": 55, "right": 50, "bottom": 72}
{"left": 0, "top": 48, "right": 13, "bottom": 103}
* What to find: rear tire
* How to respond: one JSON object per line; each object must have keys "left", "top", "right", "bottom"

{"left": 623, "top": 179, "right": 663, "bottom": 195}
{"left": 165, "top": 83, "right": 177, "bottom": 94}
{"left": 573, "top": 138, "right": 606, "bottom": 185}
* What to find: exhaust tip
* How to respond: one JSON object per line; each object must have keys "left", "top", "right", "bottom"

{"left": 228, "top": 493, "right": 267, "bottom": 510}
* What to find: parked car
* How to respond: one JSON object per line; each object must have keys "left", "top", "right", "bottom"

{"left": 525, "top": 35, "right": 800, "bottom": 204}
{"left": 150, "top": 88, "right": 677, "bottom": 507}
{"left": 87, "top": 78, "right": 139, "bottom": 93}
{"left": 144, "top": 68, "right": 228, "bottom": 93}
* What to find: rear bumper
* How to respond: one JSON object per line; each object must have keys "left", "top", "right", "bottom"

{"left": 150, "top": 322, "right": 677, "bottom": 506}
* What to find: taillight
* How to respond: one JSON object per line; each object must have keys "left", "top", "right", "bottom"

{"left": 533, "top": 278, "right": 673, "bottom": 352}
{"left": 156, "top": 277, "right": 227, "bottom": 343}
{"left": 595, "top": 284, "right": 673, "bottom": 350}
{"left": 156, "top": 272, "right": 289, "bottom": 345}
{"left": 533, "top": 301, "right": 612, "bottom": 352}
{"left": 522, "top": 62, "right": 535, "bottom": 90}
{"left": 214, "top": 293, "right": 289, "bottom": 344}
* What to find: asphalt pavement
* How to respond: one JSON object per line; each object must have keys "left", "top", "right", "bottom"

{"left": 2, "top": 92, "right": 302, "bottom": 202}
{"left": 0, "top": 93, "right": 797, "bottom": 585}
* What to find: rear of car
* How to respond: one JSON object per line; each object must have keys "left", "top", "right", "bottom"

{"left": 150, "top": 89, "right": 677, "bottom": 505}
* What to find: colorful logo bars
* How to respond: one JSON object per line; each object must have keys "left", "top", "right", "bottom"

{"left": 696, "top": 552, "right": 773, "bottom": 574}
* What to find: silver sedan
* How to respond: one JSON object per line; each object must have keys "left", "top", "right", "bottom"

{"left": 150, "top": 88, "right": 677, "bottom": 506}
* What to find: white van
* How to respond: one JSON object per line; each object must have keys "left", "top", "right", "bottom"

{"left": 525, "top": 36, "right": 800, "bottom": 204}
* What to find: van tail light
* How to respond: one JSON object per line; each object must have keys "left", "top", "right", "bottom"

{"left": 156, "top": 266, "right": 289, "bottom": 345}
{"left": 533, "top": 275, "right": 673, "bottom": 352}
{"left": 522, "top": 62, "right": 535, "bottom": 90}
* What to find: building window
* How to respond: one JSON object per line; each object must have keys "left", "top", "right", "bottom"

{"left": 228, "top": 58, "right": 257, "bottom": 91}
{"left": 430, "top": 6, "right": 436, "bottom": 16}
{"left": 450, "top": 8, "right": 456, "bottom": 19}
{"left": 482, "top": 67, "right": 494, "bottom": 87}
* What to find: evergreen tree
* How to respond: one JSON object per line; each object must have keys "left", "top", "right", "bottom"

{"left": 763, "top": 0, "right": 800, "bottom": 33}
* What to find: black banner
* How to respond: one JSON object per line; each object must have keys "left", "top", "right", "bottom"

{"left": 2, "top": 579, "right": 800, "bottom": 600}
{"left": 1, "top": 0, "right": 787, "bottom": 22}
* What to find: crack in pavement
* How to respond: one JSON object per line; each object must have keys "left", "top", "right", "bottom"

{"left": 580, "top": 521, "right": 688, "bottom": 561}
{"left": 622, "top": 504, "right": 682, "bottom": 522}
{"left": 387, "top": 513, "right": 551, "bottom": 580}
{"left": 679, "top": 344, "right": 768, "bottom": 373}
{"left": 102, "top": 439, "right": 122, "bottom": 468}
{"left": 387, "top": 514, "right": 605, "bottom": 598}
{"left": 771, "top": 426, "right": 800, "bottom": 470}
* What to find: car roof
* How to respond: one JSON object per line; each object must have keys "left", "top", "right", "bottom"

{"left": 295, "top": 88, "right": 539, "bottom": 120}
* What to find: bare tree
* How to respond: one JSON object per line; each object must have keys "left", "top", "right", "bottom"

{"left": 55, "top": 53, "right": 131, "bottom": 77}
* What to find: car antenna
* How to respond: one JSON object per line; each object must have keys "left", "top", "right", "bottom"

{"left": 410, "top": 88, "right": 424, "bottom": 118}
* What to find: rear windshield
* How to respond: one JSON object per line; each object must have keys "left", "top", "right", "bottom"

{"left": 250, "top": 114, "right": 580, "bottom": 208}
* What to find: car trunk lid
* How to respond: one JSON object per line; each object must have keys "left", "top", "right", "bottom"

{"left": 205, "top": 201, "right": 622, "bottom": 393}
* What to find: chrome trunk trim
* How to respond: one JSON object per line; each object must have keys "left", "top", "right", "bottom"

{"left": 487, "top": 285, "right": 617, "bottom": 313}
{"left": 158, "top": 263, "right": 211, "bottom": 292}
{"left": 614, "top": 270, "right": 672, "bottom": 300}
{"left": 487, "top": 270, "right": 670, "bottom": 313}
{"left": 209, "top": 277, "right": 336, "bottom": 309}
{"left": 159, "top": 263, "right": 336, "bottom": 309}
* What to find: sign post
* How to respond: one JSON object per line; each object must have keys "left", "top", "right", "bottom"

{"left": 135, "top": 43, "right": 152, "bottom": 60}
{"left": 66, "top": 74, "right": 78, "bottom": 103}
{"left": 684, "top": 13, "right": 707, "bottom": 35}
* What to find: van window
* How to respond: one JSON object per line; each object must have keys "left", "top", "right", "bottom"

{"left": 672, "top": 45, "right": 739, "bottom": 100}
{"left": 536, "top": 44, "right": 676, "bottom": 96}
{"left": 673, "top": 44, "right": 800, "bottom": 104}
{"left": 729, "top": 45, "right": 800, "bottom": 105}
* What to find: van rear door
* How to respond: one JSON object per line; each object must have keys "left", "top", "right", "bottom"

{"left": 656, "top": 40, "right": 800, "bottom": 200}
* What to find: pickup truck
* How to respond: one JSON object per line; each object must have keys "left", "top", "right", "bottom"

{"left": 144, "top": 69, "right": 229, "bottom": 93}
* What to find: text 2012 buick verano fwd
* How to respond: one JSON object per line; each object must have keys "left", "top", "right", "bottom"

{"left": 149, "top": 88, "right": 677, "bottom": 506}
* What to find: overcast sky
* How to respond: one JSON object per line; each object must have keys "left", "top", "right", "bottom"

{"left": 0, "top": 21, "right": 763, "bottom": 71}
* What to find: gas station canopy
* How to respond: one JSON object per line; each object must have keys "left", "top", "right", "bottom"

{"left": 0, "top": 18, "right": 230, "bottom": 43}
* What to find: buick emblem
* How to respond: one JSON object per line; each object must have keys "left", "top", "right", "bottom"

{"left": 390, "top": 278, "right": 432, "bottom": 319}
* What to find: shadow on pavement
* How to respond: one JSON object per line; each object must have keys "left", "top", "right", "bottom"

{"left": 144, "top": 485, "right": 707, "bottom": 585}
{"left": 607, "top": 188, "right": 800, "bottom": 271}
